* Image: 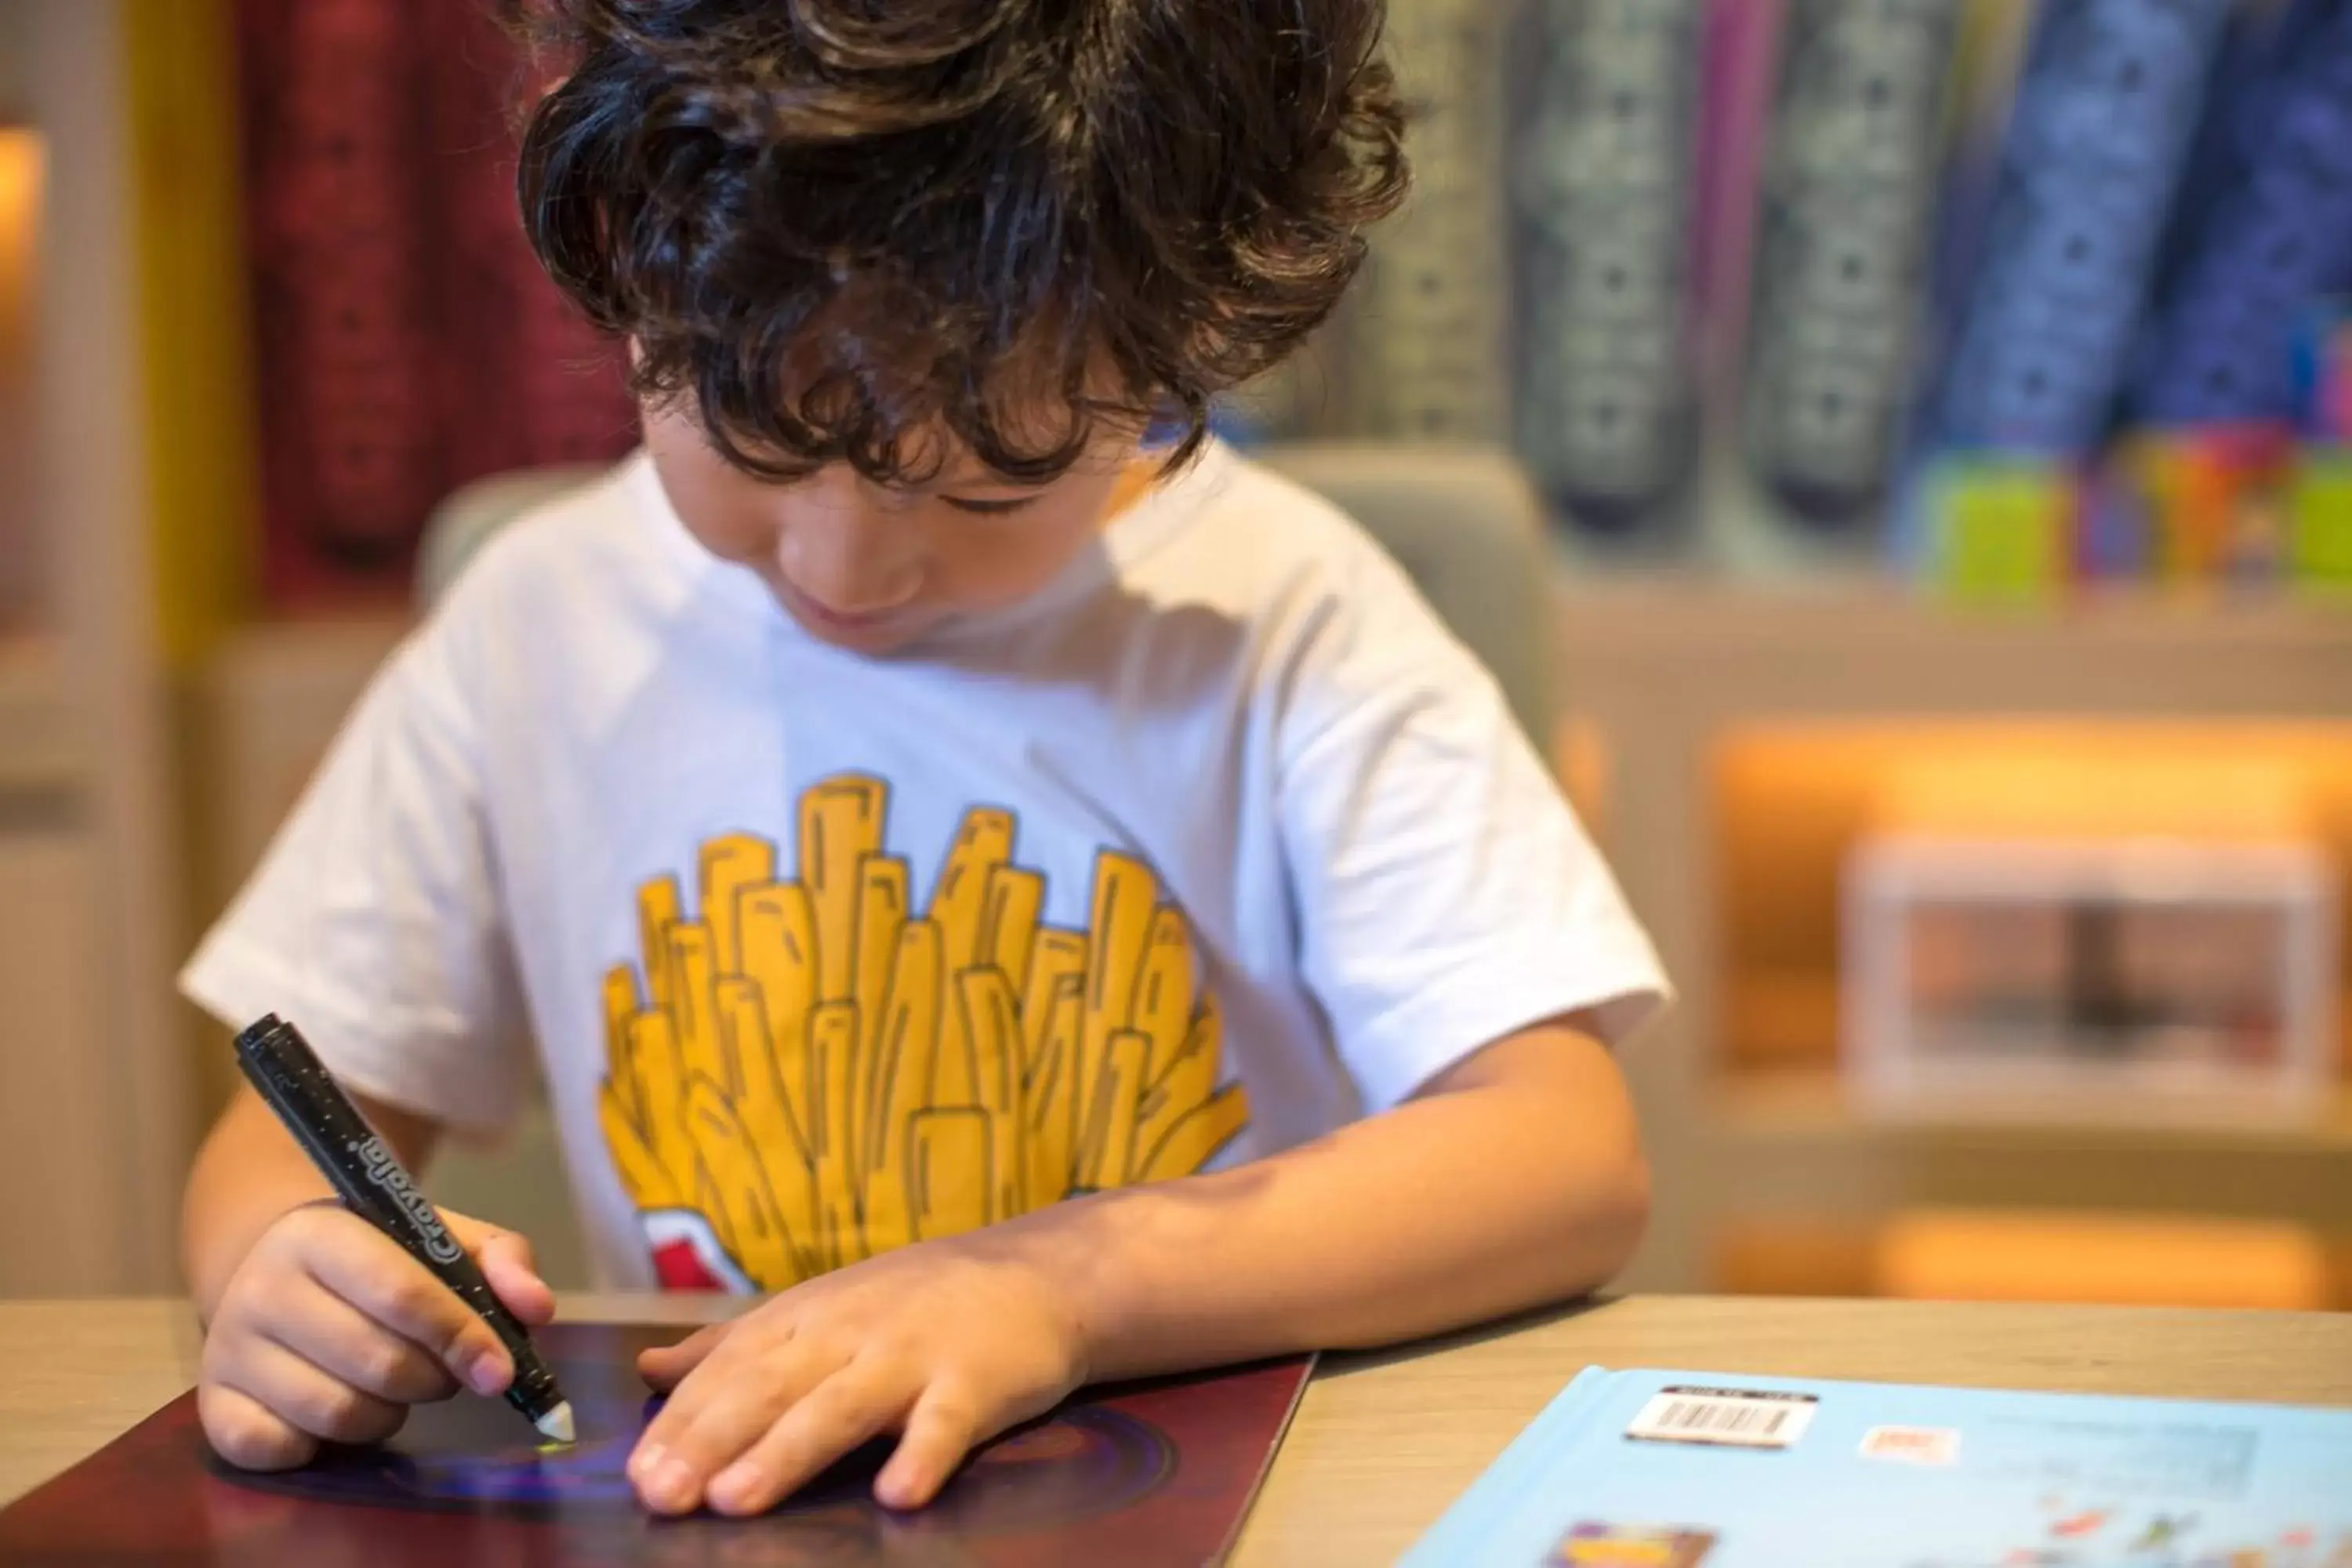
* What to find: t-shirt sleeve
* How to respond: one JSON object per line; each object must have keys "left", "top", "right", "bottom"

{"left": 179, "top": 615, "right": 530, "bottom": 1134}
{"left": 1276, "top": 554, "right": 1669, "bottom": 1113}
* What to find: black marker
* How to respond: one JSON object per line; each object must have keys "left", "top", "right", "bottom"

{"left": 234, "top": 1013, "right": 576, "bottom": 1444}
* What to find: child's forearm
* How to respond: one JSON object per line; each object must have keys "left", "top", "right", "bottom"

{"left": 183, "top": 1086, "right": 442, "bottom": 1319}
{"left": 1002, "top": 1022, "right": 1649, "bottom": 1382}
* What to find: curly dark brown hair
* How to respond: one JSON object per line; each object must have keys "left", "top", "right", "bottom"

{"left": 504, "top": 0, "right": 1406, "bottom": 485}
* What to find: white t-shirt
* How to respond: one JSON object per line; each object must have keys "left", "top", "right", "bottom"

{"left": 183, "top": 441, "right": 1667, "bottom": 1292}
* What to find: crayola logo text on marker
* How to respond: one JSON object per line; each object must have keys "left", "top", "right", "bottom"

{"left": 354, "top": 1134, "right": 465, "bottom": 1264}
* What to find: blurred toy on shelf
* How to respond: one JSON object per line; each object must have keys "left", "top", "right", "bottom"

{"left": 234, "top": 0, "right": 635, "bottom": 611}
{"left": 1904, "top": 453, "right": 2074, "bottom": 603}
{"left": 1931, "top": 0, "right": 2234, "bottom": 460}
{"left": 2293, "top": 448, "right": 2352, "bottom": 590}
{"left": 1323, "top": 0, "right": 2352, "bottom": 594}
{"left": 1725, "top": 0, "right": 1959, "bottom": 569}
{"left": 1843, "top": 833, "right": 2338, "bottom": 1126}
{"left": 1350, "top": 0, "right": 1508, "bottom": 442}
{"left": 2290, "top": 305, "right": 2351, "bottom": 445}
{"left": 1512, "top": 0, "right": 1706, "bottom": 561}
{"left": 2113, "top": 422, "right": 2294, "bottom": 588}
{"left": 2127, "top": 0, "right": 2352, "bottom": 431}
{"left": 1900, "top": 419, "right": 2352, "bottom": 599}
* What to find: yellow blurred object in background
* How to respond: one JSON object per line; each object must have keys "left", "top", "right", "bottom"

{"left": 1714, "top": 722, "right": 2352, "bottom": 1075}
{"left": 0, "top": 126, "right": 40, "bottom": 625}
{"left": 1875, "top": 1208, "right": 2331, "bottom": 1312}
{"left": 1876, "top": 752, "right": 2312, "bottom": 843}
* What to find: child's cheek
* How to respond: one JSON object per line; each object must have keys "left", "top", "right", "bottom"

{"left": 949, "top": 527, "right": 1087, "bottom": 611}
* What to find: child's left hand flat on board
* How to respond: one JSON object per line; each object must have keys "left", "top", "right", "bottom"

{"left": 624, "top": 1232, "right": 1089, "bottom": 1516}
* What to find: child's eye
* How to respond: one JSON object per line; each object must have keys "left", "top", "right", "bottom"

{"left": 942, "top": 495, "right": 1042, "bottom": 517}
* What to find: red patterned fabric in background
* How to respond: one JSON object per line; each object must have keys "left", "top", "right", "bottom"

{"left": 237, "top": 0, "right": 637, "bottom": 609}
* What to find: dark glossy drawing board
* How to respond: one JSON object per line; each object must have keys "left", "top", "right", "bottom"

{"left": 0, "top": 1322, "right": 1312, "bottom": 1566}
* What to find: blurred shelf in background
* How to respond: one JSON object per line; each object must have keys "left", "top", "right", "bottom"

{"left": 0, "top": 636, "right": 79, "bottom": 797}
{"left": 1719, "top": 1211, "right": 2352, "bottom": 1313}
{"left": 1551, "top": 580, "right": 2352, "bottom": 1300}
{"left": 1712, "top": 1070, "right": 2352, "bottom": 1159}
{"left": 182, "top": 616, "right": 406, "bottom": 1116}
{"left": 0, "top": 0, "right": 199, "bottom": 1297}
{"left": 1555, "top": 578, "right": 2352, "bottom": 706}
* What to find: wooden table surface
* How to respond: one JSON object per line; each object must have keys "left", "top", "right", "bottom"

{"left": 2, "top": 1294, "right": 2347, "bottom": 1565}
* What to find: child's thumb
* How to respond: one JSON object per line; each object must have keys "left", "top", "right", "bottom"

{"left": 443, "top": 1209, "right": 556, "bottom": 1324}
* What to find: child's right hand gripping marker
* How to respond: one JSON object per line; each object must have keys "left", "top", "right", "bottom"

{"left": 199, "top": 1202, "right": 552, "bottom": 1471}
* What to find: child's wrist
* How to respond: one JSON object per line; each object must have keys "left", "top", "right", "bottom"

{"left": 982, "top": 1193, "right": 1138, "bottom": 1384}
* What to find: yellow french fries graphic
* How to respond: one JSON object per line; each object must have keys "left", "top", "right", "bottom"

{"left": 597, "top": 775, "right": 1250, "bottom": 1289}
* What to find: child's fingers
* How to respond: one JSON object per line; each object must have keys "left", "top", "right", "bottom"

{"left": 198, "top": 1381, "right": 318, "bottom": 1472}
{"left": 630, "top": 1338, "right": 840, "bottom": 1515}
{"left": 705, "top": 1360, "right": 909, "bottom": 1516}
{"left": 220, "top": 1335, "right": 410, "bottom": 1447}
{"left": 637, "top": 1321, "right": 730, "bottom": 1391}
{"left": 263, "top": 1288, "right": 461, "bottom": 1405}
{"left": 875, "top": 1381, "right": 985, "bottom": 1510}
{"left": 445, "top": 1211, "right": 555, "bottom": 1325}
{"left": 481, "top": 1242, "right": 557, "bottom": 1326}
{"left": 299, "top": 1224, "right": 511, "bottom": 1396}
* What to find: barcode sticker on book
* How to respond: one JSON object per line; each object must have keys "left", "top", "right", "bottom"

{"left": 1624, "top": 1386, "right": 1818, "bottom": 1450}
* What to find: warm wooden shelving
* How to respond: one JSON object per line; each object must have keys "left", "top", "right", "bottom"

{"left": 1555, "top": 575, "right": 2352, "bottom": 659}
{"left": 1712, "top": 1069, "right": 2352, "bottom": 1158}
{"left": 1548, "top": 580, "right": 2352, "bottom": 1294}
{"left": 0, "top": 0, "right": 204, "bottom": 1295}
{"left": 0, "top": 634, "right": 81, "bottom": 797}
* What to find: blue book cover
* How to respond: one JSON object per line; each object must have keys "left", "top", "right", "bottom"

{"left": 1401, "top": 1367, "right": 2352, "bottom": 1567}
{"left": 1730, "top": 0, "right": 1964, "bottom": 548}
{"left": 1929, "top": 0, "right": 2236, "bottom": 459}
{"left": 2126, "top": 0, "right": 2352, "bottom": 430}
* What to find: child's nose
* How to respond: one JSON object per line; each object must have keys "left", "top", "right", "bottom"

{"left": 775, "top": 499, "right": 922, "bottom": 614}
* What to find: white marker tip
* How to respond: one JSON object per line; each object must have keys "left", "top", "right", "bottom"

{"left": 535, "top": 1401, "right": 577, "bottom": 1444}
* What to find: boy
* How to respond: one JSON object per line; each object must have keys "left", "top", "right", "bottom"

{"left": 180, "top": 0, "right": 1668, "bottom": 1519}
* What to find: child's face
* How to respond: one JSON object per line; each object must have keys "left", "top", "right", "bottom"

{"left": 644, "top": 397, "right": 1146, "bottom": 656}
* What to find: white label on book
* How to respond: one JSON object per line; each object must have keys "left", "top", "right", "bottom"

{"left": 1860, "top": 1425, "right": 1961, "bottom": 1465}
{"left": 1624, "top": 1386, "right": 1818, "bottom": 1450}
